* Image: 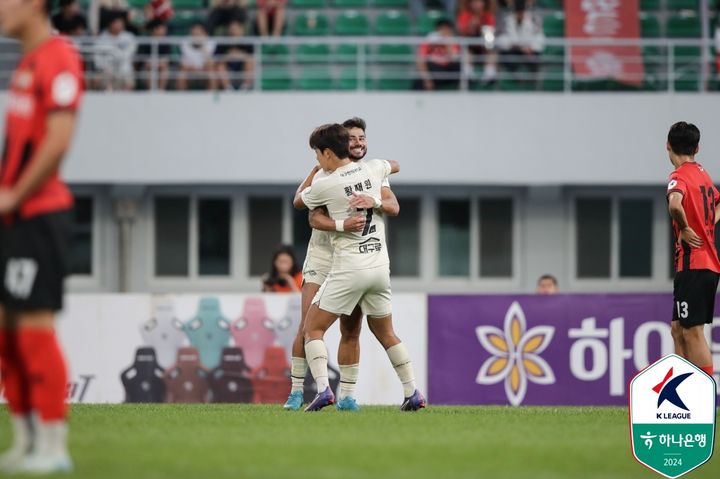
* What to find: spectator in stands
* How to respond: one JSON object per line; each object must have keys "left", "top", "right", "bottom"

{"left": 207, "top": 0, "right": 247, "bottom": 35}
{"left": 137, "top": 19, "right": 172, "bottom": 90}
{"left": 178, "top": 22, "right": 218, "bottom": 90}
{"left": 411, "top": 0, "right": 457, "bottom": 25}
{"left": 496, "top": 0, "right": 544, "bottom": 87}
{"left": 457, "top": 0, "right": 498, "bottom": 85}
{"left": 255, "top": 0, "right": 286, "bottom": 37}
{"left": 536, "top": 274, "right": 559, "bottom": 295}
{"left": 90, "top": 0, "right": 131, "bottom": 34}
{"left": 216, "top": 19, "right": 255, "bottom": 90}
{"left": 94, "top": 15, "right": 137, "bottom": 91}
{"left": 416, "top": 19, "right": 463, "bottom": 91}
{"left": 52, "top": 0, "right": 88, "bottom": 36}
{"left": 262, "top": 246, "right": 302, "bottom": 293}
{"left": 144, "top": 0, "right": 174, "bottom": 26}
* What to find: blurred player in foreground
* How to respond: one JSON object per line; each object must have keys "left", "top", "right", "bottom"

{"left": 0, "top": 0, "right": 83, "bottom": 473}
{"left": 666, "top": 122, "right": 718, "bottom": 378}
{"left": 284, "top": 118, "right": 399, "bottom": 411}
{"left": 294, "top": 124, "right": 425, "bottom": 412}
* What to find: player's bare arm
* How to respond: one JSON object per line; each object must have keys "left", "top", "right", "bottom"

{"left": 668, "top": 191, "right": 703, "bottom": 248}
{"left": 0, "top": 111, "right": 76, "bottom": 214}
{"left": 715, "top": 202, "right": 720, "bottom": 225}
{"left": 293, "top": 165, "right": 321, "bottom": 210}
{"left": 308, "top": 207, "right": 366, "bottom": 233}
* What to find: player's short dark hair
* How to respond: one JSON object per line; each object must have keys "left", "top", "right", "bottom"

{"left": 342, "top": 117, "right": 366, "bottom": 132}
{"left": 538, "top": 274, "right": 558, "bottom": 286}
{"left": 309, "top": 124, "right": 350, "bottom": 159}
{"left": 668, "top": 122, "right": 700, "bottom": 156}
{"left": 45, "top": 0, "right": 54, "bottom": 14}
{"left": 435, "top": 19, "right": 454, "bottom": 30}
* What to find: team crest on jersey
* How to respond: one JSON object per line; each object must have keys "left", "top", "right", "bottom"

{"left": 52, "top": 72, "right": 79, "bottom": 107}
{"left": 13, "top": 70, "right": 33, "bottom": 90}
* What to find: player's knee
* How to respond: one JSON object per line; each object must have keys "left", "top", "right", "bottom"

{"left": 681, "top": 325, "right": 705, "bottom": 343}
{"left": 671, "top": 321, "right": 684, "bottom": 341}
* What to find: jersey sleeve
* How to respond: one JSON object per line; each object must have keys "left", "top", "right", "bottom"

{"left": 40, "top": 42, "right": 83, "bottom": 112}
{"left": 367, "top": 159, "right": 392, "bottom": 183}
{"left": 382, "top": 176, "right": 391, "bottom": 188}
{"left": 667, "top": 173, "right": 687, "bottom": 198}
{"left": 300, "top": 181, "right": 331, "bottom": 210}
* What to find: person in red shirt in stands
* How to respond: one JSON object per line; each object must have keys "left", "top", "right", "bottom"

{"left": 416, "top": 19, "right": 463, "bottom": 91}
{"left": 255, "top": 0, "right": 286, "bottom": 37}
{"left": 456, "top": 0, "right": 498, "bottom": 85}
{"left": 143, "top": 0, "right": 173, "bottom": 26}
{"left": 262, "top": 245, "right": 303, "bottom": 293}
{"left": 0, "top": 0, "right": 84, "bottom": 474}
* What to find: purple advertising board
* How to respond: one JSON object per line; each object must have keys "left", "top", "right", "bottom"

{"left": 428, "top": 294, "right": 720, "bottom": 406}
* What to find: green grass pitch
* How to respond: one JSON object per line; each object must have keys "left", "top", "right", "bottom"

{"left": 0, "top": 405, "right": 717, "bottom": 479}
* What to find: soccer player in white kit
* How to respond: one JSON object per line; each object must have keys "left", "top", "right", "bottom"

{"left": 284, "top": 118, "right": 400, "bottom": 411}
{"left": 293, "top": 124, "right": 426, "bottom": 412}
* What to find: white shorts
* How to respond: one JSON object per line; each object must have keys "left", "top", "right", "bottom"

{"left": 302, "top": 255, "right": 331, "bottom": 286}
{"left": 313, "top": 265, "right": 392, "bottom": 318}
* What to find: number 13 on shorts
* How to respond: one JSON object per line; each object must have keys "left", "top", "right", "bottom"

{"left": 676, "top": 301, "right": 689, "bottom": 319}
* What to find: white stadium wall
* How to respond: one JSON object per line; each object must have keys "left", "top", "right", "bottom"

{"left": 0, "top": 93, "right": 719, "bottom": 186}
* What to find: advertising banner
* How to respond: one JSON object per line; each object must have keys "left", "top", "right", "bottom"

{"left": 428, "top": 294, "right": 720, "bottom": 406}
{"left": 565, "top": 0, "right": 645, "bottom": 85}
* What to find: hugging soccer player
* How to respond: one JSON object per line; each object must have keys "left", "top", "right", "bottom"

{"left": 666, "top": 122, "right": 718, "bottom": 378}
{"left": 0, "top": 0, "right": 83, "bottom": 474}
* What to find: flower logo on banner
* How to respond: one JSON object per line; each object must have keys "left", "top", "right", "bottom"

{"left": 475, "top": 301, "right": 555, "bottom": 406}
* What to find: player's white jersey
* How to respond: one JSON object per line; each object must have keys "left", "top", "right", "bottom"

{"left": 301, "top": 158, "right": 391, "bottom": 271}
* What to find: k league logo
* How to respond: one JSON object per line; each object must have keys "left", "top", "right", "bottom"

{"left": 629, "top": 354, "right": 716, "bottom": 478}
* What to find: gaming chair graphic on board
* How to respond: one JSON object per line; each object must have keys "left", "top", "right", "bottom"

{"left": 183, "top": 297, "right": 231, "bottom": 370}
{"left": 273, "top": 295, "right": 302, "bottom": 362}
{"left": 208, "top": 347, "right": 254, "bottom": 403}
{"left": 140, "top": 299, "right": 186, "bottom": 370}
{"left": 231, "top": 297, "right": 276, "bottom": 370}
{"left": 163, "top": 347, "right": 210, "bottom": 403}
{"left": 121, "top": 347, "right": 167, "bottom": 403}
{"left": 251, "top": 346, "right": 291, "bottom": 403}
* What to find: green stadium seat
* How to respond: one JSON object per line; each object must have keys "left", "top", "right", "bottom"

{"left": 296, "top": 44, "right": 332, "bottom": 62}
{"left": 541, "top": 66, "right": 564, "bottom": 92}
{"left": 640, "top": 13, "right": 661, "bottom": 38}
{"left": 376, "top": 44, "right": 414, "bottom": 62}
{"left": 375, "top": 11, "right": 412, "bottom": 36}
{"left": 372, "top": 0, "right": 409, "bottom": 7}
{"left": 335, "top": 44, "right": 371, "bottom": 62}
{"left": 261, "top": 44, "right": 292, "bottom": 64}
{"left": 543, "top": 13, "right": 565, "bottom": 38}
{"left": 666, "top": 0, "right": 699, "bottom": 10}
{"left": 290, "top": 0, "right": 326, "bottom": 7}
{"left": 498, "top": 78, "right": 537, "bottom": 92}
{"left": 673, "top": 46, "right": 701, "bottom": 92}
{"left": 261, "top": 68, "right": 293, "bottom": 91}
{"left": 337, "top": 68, "right": 372, "bottom": 90}
{"left": 173, "top": 0, "right": 205, "bottom": 8}
{"left": 334, "top": 11, "right": 371, "bottom": 35}
{"left": 372, "top": 68, "right": 413, "bottom": 90}
{"left": 297, "top": 67, "right": 334, "bottom": 90}
{"left": 127, "top": 0, "right": 146, "bottom": 8}
{"left": 293, "top": 13, "right": 330, "bottom": 35}
{"left": 169, "top": 11, "right": 204, "bottom": 35}
{"left": 667, "top": 12, "right": 701, "bottom": 38}
{"left": 536, "top": 0, "right": 562, "bottom": 8}
{"left": 640, "top": 0, "right": 661, "bottom": 10}
{"left": 332, "top": 0, "right": 369, "bottom": 7}
{"left": 417, "top": 11, "right": 447, "bottom": 35}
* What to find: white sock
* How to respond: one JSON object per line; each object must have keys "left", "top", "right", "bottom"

{"left": 304, "top": 340, "right": 330, "bottom": 392}
{"left": 33, "top": 420, "right": 69, "bottom": 458}
{"left": 386, "top": 343, "right": 417, "bottom": 398}
{"left": 338, "top": 364, "right": 359, "bottom": 400}
{"left": 0, "top": 414, "right": 32, "bottom": 458}
{"left": 290, "top": 357, "right": 308, "bottom": 394}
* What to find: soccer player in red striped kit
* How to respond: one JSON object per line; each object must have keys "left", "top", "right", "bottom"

{"left": 0, "top": 0, "right": 83, "bottom": 474}
{"left": 666, "top": 122, "right": 718, "bottom": 379}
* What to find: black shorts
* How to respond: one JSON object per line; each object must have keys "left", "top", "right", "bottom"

{"left": 0, "top": 210, "right": 72, "bottom": 312}
{"left": 672, "top": 269, "right": 720, "bottom": 328}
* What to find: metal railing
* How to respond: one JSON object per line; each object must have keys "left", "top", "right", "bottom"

{"left": 0, "top": 36, "right": 716, "bottom": 92}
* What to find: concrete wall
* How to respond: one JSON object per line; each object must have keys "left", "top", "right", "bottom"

{"left": 1, "top": 92, "right": 718, "bottom": 186}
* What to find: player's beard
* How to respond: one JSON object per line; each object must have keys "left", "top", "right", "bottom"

{"left": 349, "top": 146, "right": 367, "bottom": 161}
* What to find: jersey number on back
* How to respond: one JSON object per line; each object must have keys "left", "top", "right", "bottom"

{"left": 699, "top": 185, "right": 716, "bottom": 226}
{"left": 360, "top": 209, "right": 373, "bottom": 236}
